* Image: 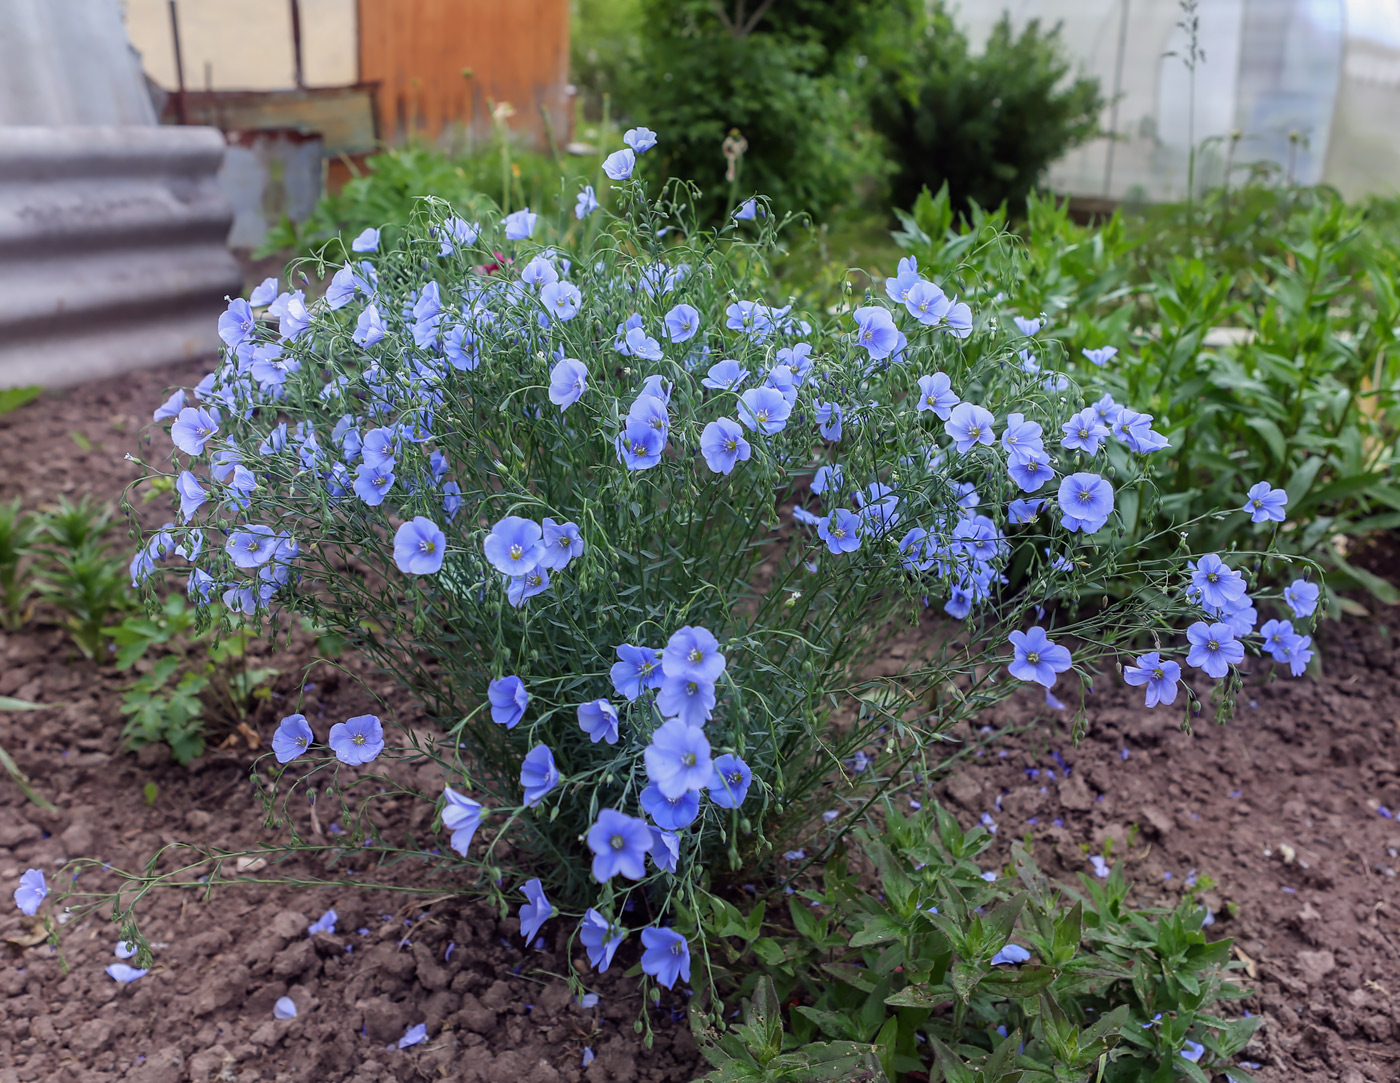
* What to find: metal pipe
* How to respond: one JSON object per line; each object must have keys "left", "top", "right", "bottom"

{"left": 290, "top": 0, "right": 305, "bottom": 88}
{"left": 1102, "top": 0, "right": 1131, "bottom": 198}
{"left": 168, "top": 0, "right": 187, "bottom": 124}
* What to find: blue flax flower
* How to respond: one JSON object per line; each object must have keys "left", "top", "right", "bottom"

{"left": 1283, "top": 578, "right": 1319, "bottom": 617}
{"left": 398, "top": 1023, "right": 428, "bottom": 1049}
{"left": 548, "top": 357, "right": 588, "bottom": 411}
{"left": 1242, "top": 481, "right": 1287, "bottom": 523}
{"left": 153, "top": 389, "right": 185, "bottom": 422}
{"left": 488, "top": 675, "right": 529, "bottom": 728}
{"left": 541, "top": 281, "right": 582, "bottom": 321}
{"left": 579, "top": 909, "right": 625, "bottom": 971}
{"left": 577, "top": 699, "right": 620, "bottom": 744}
{"left": 815, "top": 400, "right": 843, "bottom": 442}
{"left": 393, "top": 517, "right": 445, "bottom": 575}
{"left": 811, "top": 464, "right": 843, "bottom": 494}
{"left": 700, "top": 418, "right": 751, "bottom": 475}
{"left": 905, "top": 279, "right": 949, "bottom": 325}
{"left": 226, "top": 525, "right": 279, "bottom": 569}
{"left": 273, "top": 996, "right": 298, "bottom": 1019}
{"left": 664, "top": 303, "right": 700, "bottom": 342}
{"left": 351, "top": 227, "right": 379, "bottom": 252}
{"left": 1188, "top": 554, "right": 1247, "bottom": 610}
{"left": 915, "top": 373, "right": 959, "bottom": 419}
{"left": 1008, "top": 627, "right": 1073, "bottom": 688}
{"left": 218, "top": 297, "right": 255, "bottom": 348}
{"left": 945, "top": 403, "right": 995, "bottom": 453}
{"left": 175, "top": 471, "right": 207, "bottom": 520}
{"left": 520, "top": 744, "right": 559, "bottom": 806}
{"left": 1000, "top": 413, "right": 1044, "bottom": 461}
{"left": 707, "top": 754, "right": 752, "bottom": 808}
{"left": 1061, "top": 408, "right": 1109, "bottom": 455}
{"left": 171, "top": 406, "right": 220, "bottom": 455}
{"left": 272, "top": 713, "right": 314, "bottom": 763}
{"left": 352, "top": 462, "right": 394, "bottom": 506}
{"left": 616, "top": 419, "right": 664, "bottom": 470}
{"left": 249, "top": 276, "right": 278, "bottom": 305}
{"left": 640, "top": 927, "right": 690, "bottom": 989}
{"left": 1260, "top": 618, "right": 1296, "bottom": 660}
{"left": 14, "top": 869, "right": 46, "bottom": 915}
{"left": 702, "top": 359, "right": 747, "bottom": 390}
{"left": 1185, "top": 622, "right": 1244, "bottom": 679}
{"left": 818, "top": 508, "right": 863, "bottom": 554}
{"left": 737, "top": 387, "right": 791, "bottom": 435}
{"left": 663, "top": 626, "right": 726, "bottom": 684}
{"left": 441, "top": 786, "right": 484, "bottom": 855}
{"left": 539, "top": 518, "right": 584, "bottom": 570}
{"left": 602, "top": 148, "right": 635, "bottom": 180}
{"left": 640, "top": 784, "right": 699, "bottom": 829}
{"left": 1278, "top": 632, "right": 1313, "bottom": 676}
{"left": 1008, "top": 497, "right": 1044, "bottom": 524}
{"left": 852, "top": 306, "right": 899, "bottom": 359}
{"left": 308, "top": 909, "right": 337, "bottom": 935}
{"left": 656, "top": 676, "right": 717, "bottom": 727}
{"left": 106, "top": 964, "right": 148, "bottom": 984}
{"left": 328, "top": 714, "right": 384, "bottom": 765}
{"left": 1057, "top": 473, "right": 1114, "bottom": 533}
{"left": 1082, "top": 346, "right": 1117, "bottom": 367}
{"left": 575, "top": 185, "right": 599, "bottom": 218}
{"left": 353, "top": 303, "right": 385, "bottom": 347}
{"left": 483, "top": 516, "right": 545, "bottom": 576}
{"left": 436, "top": 217, "right": 479, "bottom": 255}
{"left": 587, "top": 809, "right": 652, "bottom": 881}
{"left": 611, "top": 644, "right": 663, "bottom": 700}
{"left": 518, "top": 878, "right": 552, "bottom": 943}
{"left": 1122, "top": 652, "right": 1180, "bottom": 707}
{"left": 649, "top": 827, "right": 680, "bottom": 873}
{"left": 991, "top": 944, "right": 1031, "bottom": 965}
{"left": 503, "top": 209, "right": 537, "bottom": 240}
{"left": 644, "top": 719, "right": 713, "bottom": 799}
{"left": 1008, "top": 451, "right": 1052, "bottom": 493}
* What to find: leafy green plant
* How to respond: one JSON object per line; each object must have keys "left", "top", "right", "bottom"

{"left": 31, "top": 497, "right": 134, "bottom": 660}
{"left": 0, "top": 497, "right": 40, "bottom": 631}
{"left": 108, "top": 595, "right": 278, "bottom": 764}
{"left": 699, "top": 802, "right": 1258, "bottom": 1082}
{"left": 118, "top": 655, "right": 209, "bottom": 765}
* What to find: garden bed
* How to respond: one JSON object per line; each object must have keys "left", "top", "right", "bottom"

{"left": 1, "top": 360, "right": 1397, "bottom": 1083}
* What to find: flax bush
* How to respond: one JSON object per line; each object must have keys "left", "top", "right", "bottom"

{"left": 97, "top": 135, "right": 1315, "bottom": 997}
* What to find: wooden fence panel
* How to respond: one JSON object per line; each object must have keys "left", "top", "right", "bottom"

{"left": 357, "top": 0, "right": 570, "bottom": 150}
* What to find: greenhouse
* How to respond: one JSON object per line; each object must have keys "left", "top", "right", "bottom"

{"left": 959, "top": 0, "right": 1400, "bottom": 201}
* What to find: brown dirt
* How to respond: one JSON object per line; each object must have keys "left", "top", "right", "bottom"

{"left": 2, "top": 360, "right": 1399, "bottom": 1083}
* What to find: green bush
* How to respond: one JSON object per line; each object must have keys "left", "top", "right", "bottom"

{"left": 871, "top": 8, "right": 1103, "bottom": 216}
{"left": 699, "top": 802, "right": 1258, "bottom": 1082}
{"left": 620, "top": 0, "right": 901, "bottom": 222}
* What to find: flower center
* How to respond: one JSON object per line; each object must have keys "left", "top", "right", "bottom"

{"left": 686, "top": 682, "right": 698, "bottom": 696}
{"left": 727, "top": 771, "right": 742, "bottom": 784}
{"left": 419, "top": 540, "right": 435, "bottom": 553}
{"left": 687, "top": 648, "right": 703, "bottom": 663}
{"left": 682, "top": 753, "right": 696, "bottom": 767}
{"left": 295, "top": 736, "right": 307, "bottom": 747}
{"left": 632, "top": 440, "right": 646, "bottom": 454}
{"left": 352, "top": 734, "right": 365, "bottom": 745}
{"left": 1206, "top": 572, "right": 1218, "bottom": 583}
{"left": 723, "top": 439, "right": 736, "bottom": 452}
{"left": 671, "top": 941, "right": 684, "bottom": 955}
{"left": 1152, "top": 667, "right": 1164, "bottom": 679}
{"left": 610, "top": 835, "right": 625, "bottom": 850}
{"left": 509, "top": 543, "right": 524, "bottom": 560}
{"left": 1207, "top": 639, "right": 1219, "bottom": 651}
{"left": 756, "top": 409, "right": 769, "bottom": 423}
{"left": 1026, "top": 650, "right": 1040, "bottom": 665}
{"left": 967, "top": 426, "right": 981, "bottom": 439}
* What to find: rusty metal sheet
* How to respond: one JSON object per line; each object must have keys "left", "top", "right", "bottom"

{"left": 0, "top": 126, "right": 242, "bottom": 389}
{"left": 162, "top": 84, "right": 380, "bottom": 155}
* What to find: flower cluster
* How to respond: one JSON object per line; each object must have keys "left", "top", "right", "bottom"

{"left": 110, "top": 130, "right": 1320, "bottom": 992}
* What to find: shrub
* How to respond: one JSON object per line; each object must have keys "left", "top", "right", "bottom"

{"left": 109, "top": 130, "right": 1320, "bottom": 1006}
{"left": 871, "top": 8, "right": 1104, "bottom": 216}
{"left": 619, "top": 0, "right": 898, "bottom": 222}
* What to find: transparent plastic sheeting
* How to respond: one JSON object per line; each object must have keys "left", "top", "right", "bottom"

{"left": 952, "top": 0, "right": 1400, "bottom": 203}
